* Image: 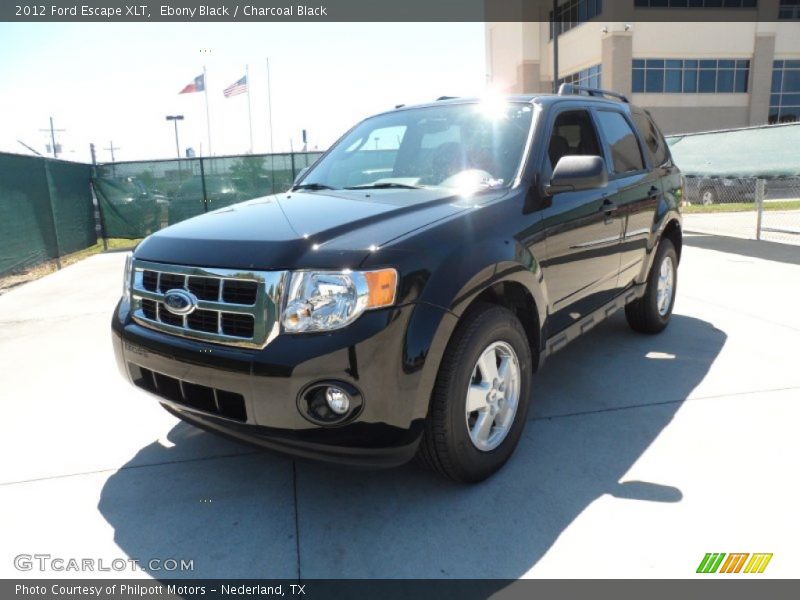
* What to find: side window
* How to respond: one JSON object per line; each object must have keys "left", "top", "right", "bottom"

{"left": 633, "top": 112, "right": 669, "bottom": 167}
{"left": 547, "top": 110, "right": 603, "bottom": 174}
{"left": 595, "top": 111, "right": 646, "bottom": 174}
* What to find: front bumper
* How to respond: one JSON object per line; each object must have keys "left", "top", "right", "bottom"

{"left": 112, "top": 299, "right": 455, "bottom": 468}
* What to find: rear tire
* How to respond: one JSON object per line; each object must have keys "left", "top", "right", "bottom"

{"left": 625, "top": 238, "right": 678, "bottom": 334}
{"left": 416, "top": 303, "right": 533, "bottom": 483}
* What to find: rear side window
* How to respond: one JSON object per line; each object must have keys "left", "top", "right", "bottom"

{"left": 595, "top": 111, "right": 645, "bottom": 174}
{"left": 633, "top": 112, "right": 669, "bottom": 167}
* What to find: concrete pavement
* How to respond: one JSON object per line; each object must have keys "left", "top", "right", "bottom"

{"left": 684, "top": 209, "right": 800, "bottom": 245}
{"left": 1, "top": 234, "right": 798, "bottom": 579}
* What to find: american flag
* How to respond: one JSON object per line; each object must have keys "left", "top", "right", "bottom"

{"left": 223, "top": 75, "right": 248, "bottom": 98}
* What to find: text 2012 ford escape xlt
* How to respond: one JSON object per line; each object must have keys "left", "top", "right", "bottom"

{"left": 112, "top": 85, "right": 683, "bottom": 482}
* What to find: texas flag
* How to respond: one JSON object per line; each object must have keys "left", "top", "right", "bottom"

{"left": 179, "top": 74, "right": 205, "bottom": 94}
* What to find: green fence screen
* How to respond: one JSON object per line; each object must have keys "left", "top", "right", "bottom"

{"left": 93, "top": 152, "right": 324, "bottom": 239}
{"left": 667, "top": 122, "right": 800, "bottom": 178}
{"left": 0, "top": 152, "right": 95, "bottom": 277}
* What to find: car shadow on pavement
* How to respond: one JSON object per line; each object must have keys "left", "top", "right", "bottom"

{"left": 684, "top": 233, "right": 800, "bottom": 266}
{"left": 98, "top": 313, "right": 725, "bottom": 582}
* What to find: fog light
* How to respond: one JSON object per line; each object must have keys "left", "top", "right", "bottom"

{"left": 325, "top": 387, "right": 350, "bottom": 415}
{"left": 298, "top": 380, "right": 363, "bottom": 426}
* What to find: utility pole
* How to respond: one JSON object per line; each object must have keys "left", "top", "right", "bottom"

{"left": 40, "top": 116, "right": 65, "bottom": 158}
{"left": 89, "top": 143, "right": 97, "bottom": 165}
{"left": 104, "top": 140, "right": 120, "bottom": 162}
{"left": 552, "top": 0, "right": 560, "bottom": 93}
{"left": 166, "top": 115, "right": 184, "bottom": 158}
{"left": 266, "top": 57, "right": 274, "bottom": 154}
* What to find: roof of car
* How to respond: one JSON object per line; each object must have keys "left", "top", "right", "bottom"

{"left": 392, "top": 93, "right": 636, "bottom": 114}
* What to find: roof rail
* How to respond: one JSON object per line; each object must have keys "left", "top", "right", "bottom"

{"left": 557, "top": 83, "right": 629, "bottom": 103}
{"left": 436, "top": 96, "right": 459, "bottom": 101}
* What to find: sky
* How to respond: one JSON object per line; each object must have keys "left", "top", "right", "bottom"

{"left": 0, "top": 22, "right": 487, "bottom": 163}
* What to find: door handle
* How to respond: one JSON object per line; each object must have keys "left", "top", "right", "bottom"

{"left": 600, "top": 198, "right": 617, "bottom": 213}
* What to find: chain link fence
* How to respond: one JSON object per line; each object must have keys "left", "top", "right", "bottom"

{"left": 682, "top": 176, "right": 800, "bottom": 245}
{"left": 668, "top": 123, "right": 800, "bottom": 246}
{"left": 93, "top": 152, "right": 323, "bottom": 241}
{"left": 0, "top": 151, "right": 323, "bottom": 283}
{"left": 0, "top": 152, "right": 95, "bottom": 278}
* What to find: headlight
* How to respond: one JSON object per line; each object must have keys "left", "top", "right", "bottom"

{"left": 283, "top": 268, "right": 398, "bottom": 333}
{"left": 122, "top": 252, "right": 133, "bottom": 302}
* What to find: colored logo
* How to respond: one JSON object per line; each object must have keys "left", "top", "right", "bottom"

{"left": 163, "top": 289, "right": 197, "bottom": 316}
{"left": 697, "top": 553, "right": 773, "bottom": 574}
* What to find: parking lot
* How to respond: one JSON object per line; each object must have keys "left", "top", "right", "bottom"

{"left": 1, "top": 233, "right": 798, "bottom": 579}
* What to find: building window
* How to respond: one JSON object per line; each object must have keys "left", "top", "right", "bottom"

{"left": 634, "top": 0, "right": 757, "bottom": 7}
{"left": 770, "top": 60, "right": 800, "bottom": 124}
{"left": 779, "top": 0, "right": 800, "bottom": 19}
{"left": 632, "top": 59, "right": 749, "bottom": 93}
{"left": 559, "top": 65, "right": 602, "bottom": 89}
{"left": 550, "top": 0, "right": 603, "bottom": 39}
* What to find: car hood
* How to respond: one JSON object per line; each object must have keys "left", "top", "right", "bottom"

{"left": 134, "top": 188, "right": 502, "bottom": 270}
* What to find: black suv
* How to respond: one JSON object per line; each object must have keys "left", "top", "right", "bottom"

{"left": 112, "top": 85, "right": 682, "bottom": 482}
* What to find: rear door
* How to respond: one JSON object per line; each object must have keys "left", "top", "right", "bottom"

{"left": 538, "top": 107, "right": 624, "bottom": 335}
{"left": 593, "top": 108, "right": 658, "bottom": 291}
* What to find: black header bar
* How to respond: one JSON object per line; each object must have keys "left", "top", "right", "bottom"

{"left": 1, "top": 0, "right": 795, "bottom": 22}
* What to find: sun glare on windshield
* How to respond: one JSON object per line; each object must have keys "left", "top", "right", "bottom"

{"left": 298, "top": 101, "right": 534, "bottom": 194}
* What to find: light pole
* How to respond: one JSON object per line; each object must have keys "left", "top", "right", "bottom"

{"left": 166, "top": 115, "right": 184, "bottom": 158}
{"left": 552, "top": 0, "right": 560, "bottom": 93}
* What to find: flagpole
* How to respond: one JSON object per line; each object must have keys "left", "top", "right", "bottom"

{"left": 266, "top": 57, "right": 274, "bottom": 154}
{"left": 203, "top": 65, "right": 212, "bottom": 156}
{"left": 246, "top": 64, "right": 254, "bottom": 153}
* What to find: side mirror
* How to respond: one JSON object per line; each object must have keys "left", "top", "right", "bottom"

{"left": 545, "top": 155, "right": 608, "bottom": 195}
{"left": 293, "top": 167, "right": 309, "bottom": 185}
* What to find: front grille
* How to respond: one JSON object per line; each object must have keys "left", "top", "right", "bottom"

{"left": 221, "top": 313, "right": 255, "bottom": 337}
{"left": 159, "top": 273, "right": 185, "bottom": 293}
{"left": 187, "top": 276, "right": 221, "bottom": 301}
{"left": 129, "top": 259, "right": 286, "bottom": 349}
{"left": 186, "top": 309, "right": 220, "bottom": 333}
{"left": 132, "top": 364, "right": 247, "bottom": 422}
{"left": 143, "top": 270, "right": 158, "bottom": 292}
{"left": 222, "top": 280, "right": 258, "bottom": 305}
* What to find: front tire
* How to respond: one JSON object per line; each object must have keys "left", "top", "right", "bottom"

{"left": 625, "top": 238, "right": 678, "bottom": 334}
{"left": 416, "top": 304, "right": 533, "bottom": 483}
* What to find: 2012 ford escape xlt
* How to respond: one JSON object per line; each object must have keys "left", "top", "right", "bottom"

{"left": 112, "top": 85, "right": 683, "bottom": 482}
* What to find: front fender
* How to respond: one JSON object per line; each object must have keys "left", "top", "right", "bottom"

{"left": 400, "top": 238, "right": 547, "bottom": 420}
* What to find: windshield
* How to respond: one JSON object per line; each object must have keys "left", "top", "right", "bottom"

{"left": 298, "top": 101, "right": 534, "bottom": 192}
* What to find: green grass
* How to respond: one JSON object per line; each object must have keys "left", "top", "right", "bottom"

{"left": 63, "top": 237, "right": 141, "bottom": 263}
{"left": 683, "top": 200, "right": 800, "bottom": 214}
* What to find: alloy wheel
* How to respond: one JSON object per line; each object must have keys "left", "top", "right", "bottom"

{"left": 464, "top": 341, "right": 521, "bottom": 452}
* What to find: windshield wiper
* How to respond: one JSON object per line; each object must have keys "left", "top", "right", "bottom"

{"left": 345, "top": 182, "right": 424, "bottom": 190}
{"left": 292, "top": 182, "right": 338, "bottom": 191}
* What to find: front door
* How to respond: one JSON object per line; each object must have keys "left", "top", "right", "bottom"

{"left": 538, "top": 108, "right": 623, "bottom": 335}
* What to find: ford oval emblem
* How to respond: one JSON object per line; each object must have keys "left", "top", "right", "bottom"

{"left": 163, "top": 289, "right": 197, "bottom": 316}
